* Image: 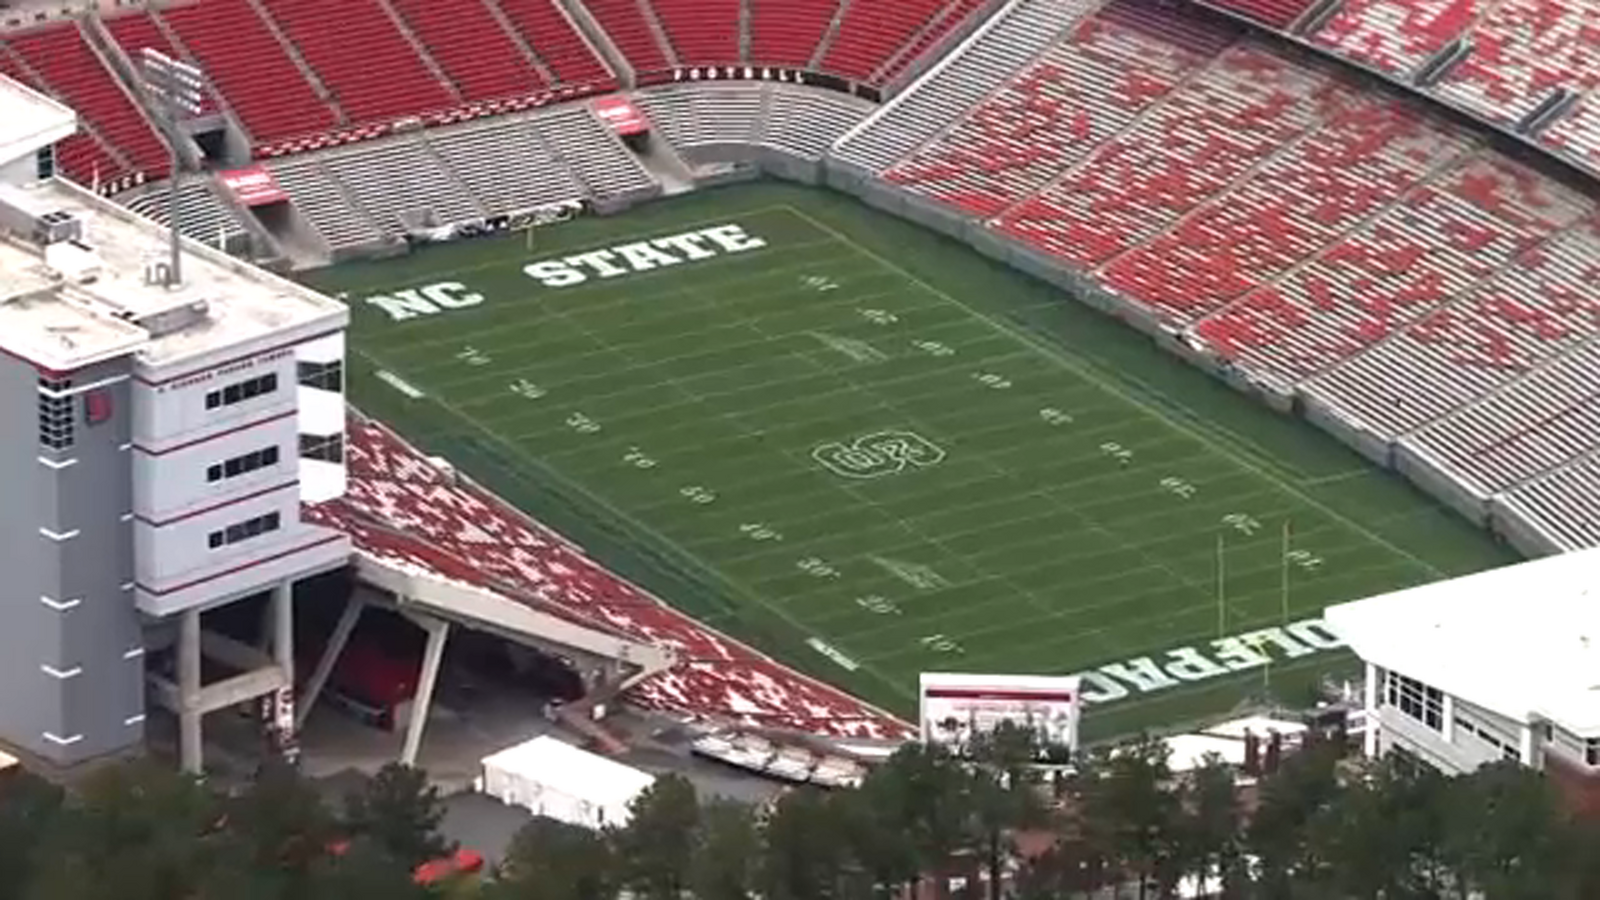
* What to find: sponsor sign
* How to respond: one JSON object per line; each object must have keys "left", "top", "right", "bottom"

{"left": 592, "top": 95, "right": 650, "bottom": 136}
{"left": 921, "top": 672, "right": 1082, "bottom": 759}
{"left": 403, "top": 198, "right": 584, "bottom": 245}
{"left": 218, "top": 165, "right": 288, "bottom": 207}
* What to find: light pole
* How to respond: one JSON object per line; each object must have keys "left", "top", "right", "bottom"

{"left": 139, "top": 48, "right": 205, "bottom": 288}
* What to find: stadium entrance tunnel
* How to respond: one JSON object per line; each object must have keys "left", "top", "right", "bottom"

{"left": 284, "top": 560, "right": 673, "bottom": 782}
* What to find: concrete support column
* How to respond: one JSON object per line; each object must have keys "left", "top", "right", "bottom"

{"left": 1363, "top": 662, "right": 1379, "bottom": 759}
{"left": 400, "top": 615, "right": 450, "bottom": 768}
{"left": 296, "top": 594, "right": 363, "bottom": 729}
{"left": 273, "top": 580, "right": 294, "bottom": 678}
{"left": 179, "top": 608, "right": 204, "bottom": 774}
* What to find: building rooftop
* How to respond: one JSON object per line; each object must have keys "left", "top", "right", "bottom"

{"left": 1325, "top": 548, "right": 1600, "bottom": 735}
{"left": 0, "top": 75, "right": 75, "bottom": 167}
{"left": 0, "top": 178, "right": 346, "bottom": 375}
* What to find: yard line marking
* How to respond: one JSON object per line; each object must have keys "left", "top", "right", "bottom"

{"left": 780, "top": 204, "right": 1447, "bottom": 580}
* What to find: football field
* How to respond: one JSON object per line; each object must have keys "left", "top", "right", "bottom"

{"left": 310, "top": 183, "right": 1514, "bottom": 740}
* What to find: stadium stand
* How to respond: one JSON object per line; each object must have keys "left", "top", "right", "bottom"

{"left": 635, "top": 82, "right": 875, "bottom": 160}
{"left": 749, "top": 0, "right": 838, "bottom": 68}
{"left": 261, "top": 0, "right": 454, "bottom": 124}
{"left": 319, "top": 139, "right": 484, "bottom": 234}
{"left": 821, "top": 0, "right": 990, "bottom": 84}
{"left": 1307, "top": 0, "right": 1475, "bottom": 76}
{"left": 122, "top": 179, "right": 249, "bottom": 246}
{"left": 653, "top": 0, "right": 742, "bottom": 65}
{"left": 581, "top": 0, "right": 674, "bottom": 78}
{"left": 1428, "top": 0, "right": 1600, "bottom": 126}
{"left": 1542, "top": 94, "right": 1600, "bottom": 170}
{"left": 1300, "top": 217, "right": 1600, "bottom": 445}
{"left": 0, "top": 20, "right": 165, "bottom": 187}
{"left": 305, "top": 413, "right": 912, "bottom": 740}
{"left": 492, "top": 0, "right": 615, "bottom": 88}
{"left": 533, "top": 104, "right": 657, "bottom": 199}
{"left": 1201, "top": 0, "right": 1316, "bottom": 29}
{"left": 157, "top": 0, "right": 338, "bottom": 146}
{"left": 830, "top": 0, "right": 1600, "bottom": 552}
{"left": 423, "top": 117, "right": 587, "bottom": 215}
{"left": 1495, "top": 451, "right": 1600, "bottom": 552}
{"left": 266, "top": 155, "right": 383, "bottom": 250}
{"left": 831, "top": 0, "right": 1090, "bottom": 172}
{"left": 388, "top": 0, "right": 550, "bottom": 103}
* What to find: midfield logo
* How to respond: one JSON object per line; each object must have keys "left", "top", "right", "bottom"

{"left": 813, "top": 430, "right": 947, "bottom": 479}
{"left": 522, "top": 223, "right": 768, "bottom": 288}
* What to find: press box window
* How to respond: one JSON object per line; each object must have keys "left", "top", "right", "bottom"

{"left": 205, "top": 373, "right": 279, "bottom": 410}
{"left": 207, "top": 512, "right": 281, "bottom": 550}
{"left": 299, "top": 433, "right": 344, "bottom": 464}
{"left": 297, "top": 359, "right": 343, "bottom": 392}
{"left": 206, "top": 445, "right": 281, "bottom": 483}
{"left": 38, "top": 378, "right": 74, "bottom": 450}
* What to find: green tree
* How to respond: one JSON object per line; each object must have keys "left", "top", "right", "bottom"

{"left": 221, "top": 760, "right": 340, "bottom": 893}
{"left": 24, "top": 760, "right": 222, "bottom": 900}
{"left": 492, "top": 816, "right": 616, "bottom": 900}
{"left": 1076, "top": 735, "right": 1182, "bottom": 899}
{"left": 1438, "top": 760, "right": 1574, "bottom": 899}
{"left": 757, "top": 788, "right": 856, "bottom": 900}
{"left": 1314, "top": 754, "right": 1447, "bottom": 899}
{"left": 1246, "top": 738, "right": 1342, "bottom": 896}
{"left": 304, "top": 835, "right": 435, "bottom": 900}
{"left": 1178, "top": 753, "right": 1243, "bottom": 900}
{"left": 612, "top": 773, "right": 699, "bottom": 900}
{"left": 341, "top": 762, "right": 454, "bottom": 869}
{"left": 966, "top": 722, "right": 1050, "bottom": 900}
{"left": 858, "top": 742, "right": 972, "bottom": 897}
{"left": 690, "top": 797, "right": 761, "bottom": 900}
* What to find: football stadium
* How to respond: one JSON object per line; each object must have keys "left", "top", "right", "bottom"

{"left": 0, "top": 0, "right": 1597, "bottom": 792}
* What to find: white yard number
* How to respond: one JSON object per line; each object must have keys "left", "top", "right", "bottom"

{"left": 1039, "top": 407, "right": 1074, "bottom": 426}
{"left": 859, "top": 308, "right": 899, "bottom": 325}
{"left": 510, "top": 378, "right": 546, "bottom": 400}
{"left": 856, "top": 595, "right": 901, "bottom": 615}
{"left": 973, "top": 372, "right": 1012, "bottom": 390}
{"left": 797, "top": 557, "right": 841, "bottom": 579}
{"left": 1160, "top": 476, "right": 1197, "bottom": 499}
{"left": 566, "top": 412, "right": 602, "bottom": 434}
{"left": 739, "top": 522, "right": 783, "bottom": 542}
{"left": 679, "top": 485, "right": 717, "bottom": 505}
{"left": 1222, "top": 513, "right": 1261, "bottom": 536}
{"left": 456, "top": 346, "right": 491, "bottom": 367}
{"left": 801, "top": 274, "right": 840, "bottom": 292}
{"left": 920, "top": 634, "right": 964, "bottom": 654}
{"left": 622, "top": 447, "right": 657, "bottom": 469}
{"left": 1285, "top": 549, "right": 1324, "bottom": 571}
{"left": 1101, "top": 441, "right": 1134, "bottom": 463}
{"left": 913, "top": 340, "right": 955, "bottom": 357}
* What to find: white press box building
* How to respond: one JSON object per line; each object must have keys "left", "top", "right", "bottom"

{"left": 0, "top": 76, "right": 349, "bottom": 771}
{"left": 1325, "top": 547, "right": 1600, "bottom": 807}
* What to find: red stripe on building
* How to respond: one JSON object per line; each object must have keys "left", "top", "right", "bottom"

{"left": 924, "top": 689, "right": 1077, "bottom": 702}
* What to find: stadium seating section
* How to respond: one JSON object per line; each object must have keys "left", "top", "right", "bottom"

{"left": 833, "top": 0, "right": 1600, "bottom": 554}
{"left": 305, "top": 414, "right": 912, "bottom": 740}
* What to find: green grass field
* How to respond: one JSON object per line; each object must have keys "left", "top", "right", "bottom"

{"left": 308, "top": 182, "right": 1516, "bottom": 740}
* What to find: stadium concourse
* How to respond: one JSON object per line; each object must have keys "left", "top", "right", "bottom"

{"left": 6, "top": 0, "right": 1600, "bottom": 753}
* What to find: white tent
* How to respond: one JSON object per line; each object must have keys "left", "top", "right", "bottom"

{"left": 477, "top": 735, "right": 655, "bottom": 830}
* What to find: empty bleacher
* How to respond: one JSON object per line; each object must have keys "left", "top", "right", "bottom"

{"left": 158, "top": 0, "right": 337, "bottom": 145}
{"left": 535, "top": 105, "right": 656, "bottom": 198}
{"left": 1495, "top": 450, "right": 1600, "bottom": 552}
{"left": 822, "top": 0, "right": 958, "bottom": 83}
{"left": 320, "top": 138, "right": 483, "bottom": 235}
{"left": 1, "top": 21, "right": 166, "bottom": 186}
{"left": 262, "top": 0, "right": 454, "bottom": 123}
{"left": 1201, "top": 0, "right": 1318, "bottom": 29}
{"left": 749, "top": 0, "right": 839, "bottom": 68}
{"left": 635, "top": 82, "right": 874, "bottom": 160}
{"left": 390, "top": 0, "right": 548, "bottom": 103}
{"left": 654, "top": 0, "right": 742, "bottom": 65}
{"left": 425, "top": 116, "right": 587, "bottom": 213}
{"left": 1308, "top": 0, "right": 1477, "bottom": 76}
{"left": 1429, "top": 0, "right": 1600, "bottom": 126}
{"left": 121, "top": 179, "right": 248, "bottom": 246}
{"left": 266, "top": 155, "right": 382, "bottom": 250}
{"left": 581, "top": 0, "right": 673, "bottom": 77}
{"left": 493, "top": 0, "right": 615, "bottom": 87}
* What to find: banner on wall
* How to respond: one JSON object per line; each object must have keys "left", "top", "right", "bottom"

{"left": 920, "top": 672, "right": 1082, "bottom": 760}
{"left": 592, "top": 95, "right": 650, "bottom": 137}
{"left": 218, "top": 165, "right": 289, "bottom": 206}
{"left": 403, "top": 198, "right": 587, "bottom": 246}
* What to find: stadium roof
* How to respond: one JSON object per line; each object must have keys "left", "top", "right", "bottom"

{"left": 0, "top": 178, "right": 344, "bottom": 375}
{"left": 1325, "top": 549, "right": 1600, "bottom": 736}
{"left": 0, "top": 75, "right": 74, "bottom": 167}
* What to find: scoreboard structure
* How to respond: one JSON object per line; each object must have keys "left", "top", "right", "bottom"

{"left": 919, "top": 672, "right": 1083, "bottom": 759}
